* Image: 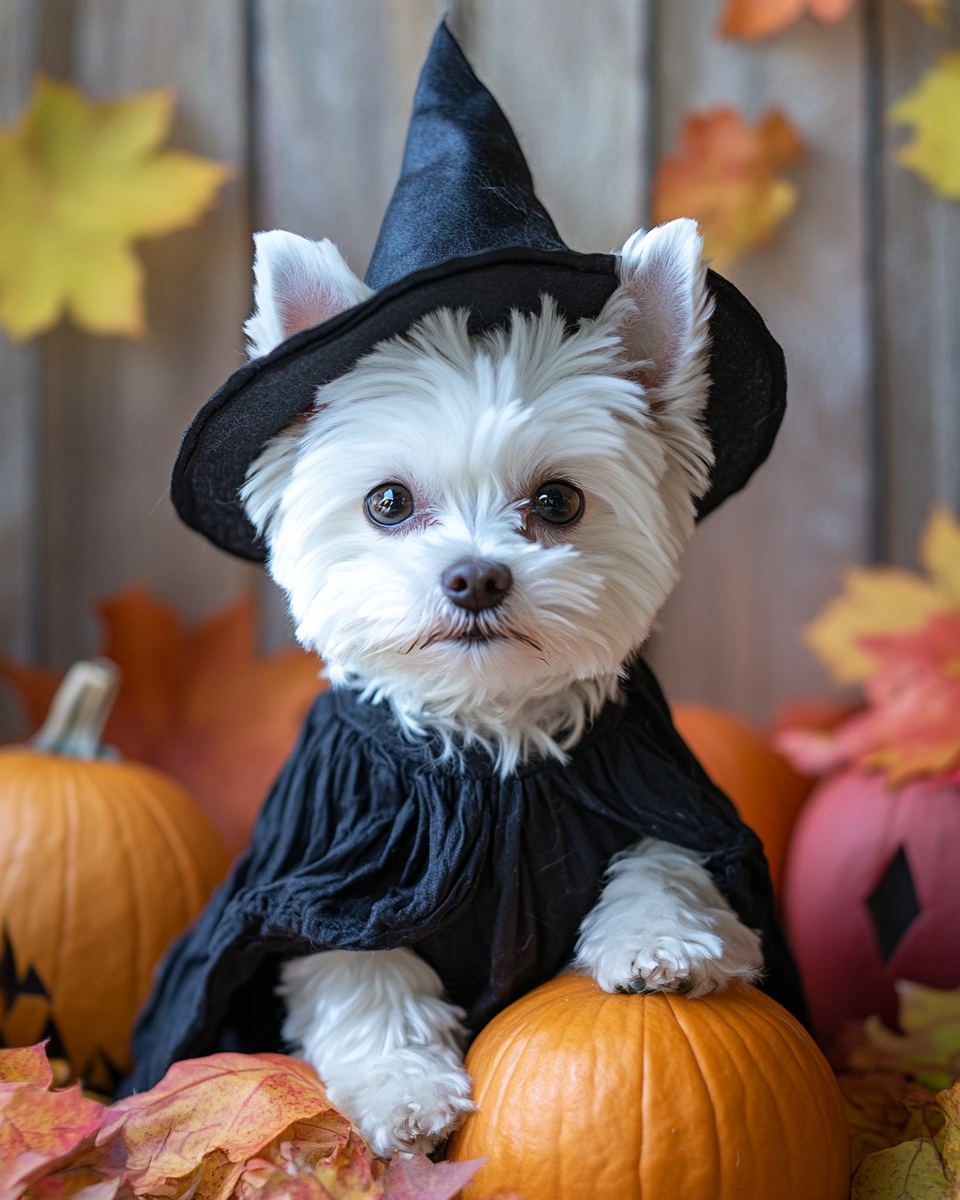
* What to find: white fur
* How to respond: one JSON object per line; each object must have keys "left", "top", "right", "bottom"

{"left": 242, "top": 219, "right": 713, "bottom": 773}
{"left": 573, "top": 838, "right": 764, "bottom": 995}
{"left": 240, "top": 218, "right": 761, "bottom": 1155}
{"left": 244, "top": 230, "right": 372, "bottom": 358}
{"left": 279, "top": 949, "right": 474, "bottom": 1155}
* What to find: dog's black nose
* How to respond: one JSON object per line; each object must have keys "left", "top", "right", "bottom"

{"left": 441, "top": 559, "right": 513, "bottom": 611}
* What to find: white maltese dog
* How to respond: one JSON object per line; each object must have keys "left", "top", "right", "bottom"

{"left": 236, "top": 217, "right": 764, "bottom": 1155}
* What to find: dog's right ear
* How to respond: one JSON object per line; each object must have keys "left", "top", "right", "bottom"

{"left": 244, "top": 231, "right": 373, "bottom": 359}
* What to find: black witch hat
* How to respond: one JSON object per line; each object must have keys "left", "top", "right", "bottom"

{"left": 171, "top": 22, "right": 785, "bottom": 562}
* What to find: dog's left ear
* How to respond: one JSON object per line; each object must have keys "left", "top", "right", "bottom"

{"left": 613, "top": 219, "right": 712, "bottom": 403}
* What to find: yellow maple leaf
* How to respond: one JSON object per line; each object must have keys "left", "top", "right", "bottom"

{"left": 653, "top": 107, "right": 803, "bottom": 271}
{"left": 0, "top": 77, "right": 233, "bottom": 340}
{"left": 921, "top": 504, "right": 960, "bottom": 605}
{"left": 804, "top": 505, "right": 960, "bottom": 683}
{"left": 889, "top": 55, "right": 960, "bottom": 200}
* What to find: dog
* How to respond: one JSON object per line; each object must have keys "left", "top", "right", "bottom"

{"left": 235, "top": 217, "right": 765, "bottom": 1155}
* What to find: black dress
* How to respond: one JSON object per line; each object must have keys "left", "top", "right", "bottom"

{"left": 123, "top": 655, "right": 806, "bottom": 1095}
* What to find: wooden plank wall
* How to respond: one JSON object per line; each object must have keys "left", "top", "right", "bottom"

{"left": 877, "top": 1, "right": 960, "bottom": 564}
{"left": 0, "top": 1, "right": 40, "bottom": 737}
{"left": 645, "top": 4, "right": 872, "bottom": 718}
{"left": 41, "top": 0, "right": 259, "bottom": 677}
{"left": 0, "top": 0, "right": 956, "bottom": 739}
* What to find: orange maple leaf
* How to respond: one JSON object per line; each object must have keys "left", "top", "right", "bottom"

{"left": 0, "top": 586, "right": 326, "bottom": 853}
{"left": 778, "top": 612, "right": 960, "bottom": 785}
{"left": 722, "top": 0, "right": 942, "bottom": 38}
{"left": 720, "top": 0, "right": 852, "bottom": 40}
{"left": 653, "top": 107, "right": 803, "bottom": 270}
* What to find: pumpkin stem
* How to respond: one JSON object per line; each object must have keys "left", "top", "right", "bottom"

{"left": 32, "top": 659, "right": 121, "bottom": 759}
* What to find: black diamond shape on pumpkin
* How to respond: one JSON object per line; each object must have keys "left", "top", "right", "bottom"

{"left": 867, "top": 845, "right": 921, "bottom": 962}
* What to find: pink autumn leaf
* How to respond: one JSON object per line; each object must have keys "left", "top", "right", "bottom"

{"left": 381, "top": 1155, "right": 484, "bottom": 1200}
{"left": 0, "top": 1045, "right": 53, "bottom": 1088}
{"left": 0, "top": 1084, "right": 106, "bottom": 1200}
{"left": 777, "top": 612, "right": 960, "bottom": 785}
{"left": 96, "top": 1053, "right": 339, "bottom": 1194}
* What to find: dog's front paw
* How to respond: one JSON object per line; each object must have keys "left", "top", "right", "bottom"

{"left": 578, "top": 905, "right": 764, "bottom": 998}
{"left": 324, "top": 1044, "right": 474, "bottom": 1157}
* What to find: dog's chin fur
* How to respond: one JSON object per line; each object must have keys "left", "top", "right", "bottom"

{"left": 242, "top": 221, "right": 714, "bottom": 775}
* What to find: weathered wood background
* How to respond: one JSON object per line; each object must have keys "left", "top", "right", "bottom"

{"left": 1, "top": 0, "right": 958, "bottom": 738}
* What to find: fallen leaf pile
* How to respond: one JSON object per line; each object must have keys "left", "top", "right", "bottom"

{"left": 833, "top": 980, "right": 960, "bottom": 1195}
{"left": 0, "top": 1045, "right": 481, "bottom": 1200}
{"left": 0, "top": 587, "right": 326, "bottom": 853}
{"left": 0, "top": 78, "right": 232, "bottom": 340}
{"left": 890, "top": 54, "right": 960, "bottom": 202}
{"left": 777, "top": 506, "right": 960, "bottom": 786}
{"left": 653, "top": 107, "right": 803, "bottom": 270}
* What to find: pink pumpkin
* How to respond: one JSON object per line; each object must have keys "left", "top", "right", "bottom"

{"left": 784, "top": 768, "right": 960, "bottom": 1048}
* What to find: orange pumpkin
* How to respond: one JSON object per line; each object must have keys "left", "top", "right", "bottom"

{"left": 448, "top": 974, "right": 849, "bottom": 1200}
{"left": 0, "top": 661, "right": 229, "bottom": 1087}
{"left": 672, "top": 702, "right": 813, "bottom": 895}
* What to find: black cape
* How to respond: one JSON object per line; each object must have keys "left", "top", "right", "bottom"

{"left": 124, "top": 656, "right": 806, "bottom": 1094}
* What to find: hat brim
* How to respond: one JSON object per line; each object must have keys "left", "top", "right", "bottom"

{"left": 171, "top": 246, "right": 784, "bottom": 561}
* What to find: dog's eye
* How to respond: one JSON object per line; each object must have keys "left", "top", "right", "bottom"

{"left": 365, "top": 482, "right": 415, "bottom": 526}
{"left": 530, "top": 481, "right": 583, "bottom": 526}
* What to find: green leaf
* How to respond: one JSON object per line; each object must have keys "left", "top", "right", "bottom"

{"left": 852, "top": 1139, "right": 951, "bottom": 1199}
{"left": 844, "top": 981, "right": 960, "bottom": 1093}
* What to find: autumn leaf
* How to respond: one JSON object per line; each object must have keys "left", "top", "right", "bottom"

{"left": 0, "top": 1044, "right": 54, "bottom": 1088}
{"left": 851, "top": 1137, "right": 951, "bottom": 1199}
{"left": 246, "top": 1140, "right": 481, "bottom": 1200}
{"left": 95, "top": 1053, "right": 342, "bottom": 1194}
{"left": 889, "top": 55, "right": 960, "bottom": 200}
{"left": 720, "top": 0, "right": 941, "bottom": 38}
{"left": 938, "top": 1078, "right": 960, "bottom": 1191}
{"left": 0, "top": 586, "right": 325, "bottom": 852}
{"left": 837, "top": 1073, "right": 943, "bottom": 1172}
{"left": 653, "top": 107, "right": 803, "bottom": 270}
{"left": 0, "top": 77, "right": 232, "bottom": 340}
{"left": 379, "top": 1156, "right": 483, "bottom": 1200}
{"left": 0, "top": 1072, "right": 105, "bottom": 1200}
{"left": 841, "top": 981, "right": 960, "bottom": 1094}
{"left": 805, "top": 568, "right": 952, "bottom": 685}
{"left": 779, "top": 611, "right": 960, "bottom": 783}
{"left": 804, "top": 506, "right": 960, "bottom": 684}
{"left": 719, "top": 0, "right": 852, "bottom": 41}
{"left": 25, "top": 1046, "right": 482, "bottom": 1200}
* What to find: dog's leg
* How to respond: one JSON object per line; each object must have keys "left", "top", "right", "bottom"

{"left": 279, "top": 948, "right": 474, "bottom": 1156}
{"left": 573, "top": 838, "right": 763, "bottom": 996}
